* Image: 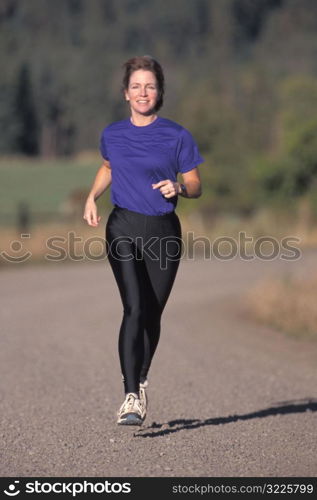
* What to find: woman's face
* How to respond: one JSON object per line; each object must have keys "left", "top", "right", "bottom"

{"left": 124, "top": 69, "right": 159, "bottom": 116}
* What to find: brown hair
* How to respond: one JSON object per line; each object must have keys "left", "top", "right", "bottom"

{"left": 122, "top": 55, "right": 165, "bottom": 111}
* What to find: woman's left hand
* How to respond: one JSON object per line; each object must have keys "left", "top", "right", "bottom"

{"left": 152, "top": 180, "right": 180, "bottom": 198}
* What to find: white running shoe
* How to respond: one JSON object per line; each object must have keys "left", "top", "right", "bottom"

{"left": 139, "top": 380, "right": 148, "bottom": 414}
{"left": 117, "top": 393, "right": 145, "bottom": 425}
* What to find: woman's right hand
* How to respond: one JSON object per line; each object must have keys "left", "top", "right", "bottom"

{"left": 83, "top": 197, "right": 101, "bottom": 227}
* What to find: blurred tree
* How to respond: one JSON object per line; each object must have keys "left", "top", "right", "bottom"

{"left": 14, "top": 63, "right": 39, "bottom": 155}
{"left": 249, "top": 76, "right": 317, "bottom": 203}
{"left": 276, "top": 77, "right": 317, "bottom": 196}
{"left": 0, "top": 0, "right": 316, "bottom": 172}
{"left": 232, "top": 0, "right": 284, "bottom": 43}
{"left": 0, "top": 82, "right": 17, "bottom": 153}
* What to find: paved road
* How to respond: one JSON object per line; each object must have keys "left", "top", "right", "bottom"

{"left": 1, "top": 250, "right": 317, "bottom": 477}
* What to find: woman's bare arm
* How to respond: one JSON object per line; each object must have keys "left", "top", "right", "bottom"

{"left": 179, "top": 167, "right": 202, "bottom": 198}
{"left": 83, "top": 161, "right": 112, "bottom": 226}
{"left": 152, "top": 166, "right": 202, "bottom": 200}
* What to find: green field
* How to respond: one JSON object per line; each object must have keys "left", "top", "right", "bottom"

{"left": 0, "top": 158, "right": 111, "bottom": 226}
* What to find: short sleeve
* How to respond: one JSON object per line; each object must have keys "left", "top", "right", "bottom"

{"left": 100, "top": 130, "right": 109, "bottom": 161}
{"left": 176, "top": 128, "right": 204, "bottom": 173}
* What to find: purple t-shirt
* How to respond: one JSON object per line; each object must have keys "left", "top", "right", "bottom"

{"left": 100, "top": 116, "right": 204, "bottom": 215}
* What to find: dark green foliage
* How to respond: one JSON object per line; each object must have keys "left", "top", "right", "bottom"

{"left": 0, "top": 0, "right": 316, "bottom": 217}
{"left": 232, "top": 0, "right": 284, "bottom": 42}
{"left": 14, "top": 63, "right": 39, "bottom": 155}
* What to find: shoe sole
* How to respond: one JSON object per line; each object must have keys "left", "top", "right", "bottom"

{"left": 117, "top": 413, "right": 144, "bottom": 426}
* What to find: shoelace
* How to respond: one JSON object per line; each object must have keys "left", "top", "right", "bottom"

{"left": 119, "top": 393, "right": 138, "bottom": 415}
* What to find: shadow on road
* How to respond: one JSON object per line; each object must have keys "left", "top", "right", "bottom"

{"left": 135, "top": 398, "right": 317, "bottom": 438}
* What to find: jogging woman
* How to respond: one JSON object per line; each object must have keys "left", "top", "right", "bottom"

{"left": 83, "top": 55, "right": 204, "bottom": 425}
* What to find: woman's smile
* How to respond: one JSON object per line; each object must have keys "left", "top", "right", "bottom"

{"left": 125, "top": 69, "right": 159, "bottom": 118}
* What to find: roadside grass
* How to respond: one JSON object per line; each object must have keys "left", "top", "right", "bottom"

{"left": 244, "top": 273, "right": 317, "bottom": 341}
{"left": 0, "top": 209, "right": 315, "bottom": 268}
{"left": 1, "top": 155, "right": 317, "bottom": 269}
{"left": 0, "top": 221, "right": 109, "bottom": 268}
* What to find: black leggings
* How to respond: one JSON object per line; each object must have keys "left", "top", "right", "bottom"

{"left": 105, "top": 205, "right": 182, "bottom": 394}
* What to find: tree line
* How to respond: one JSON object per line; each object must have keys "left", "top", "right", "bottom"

{"left": 1, "top": 0, "right": 317, "bottom": 216}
